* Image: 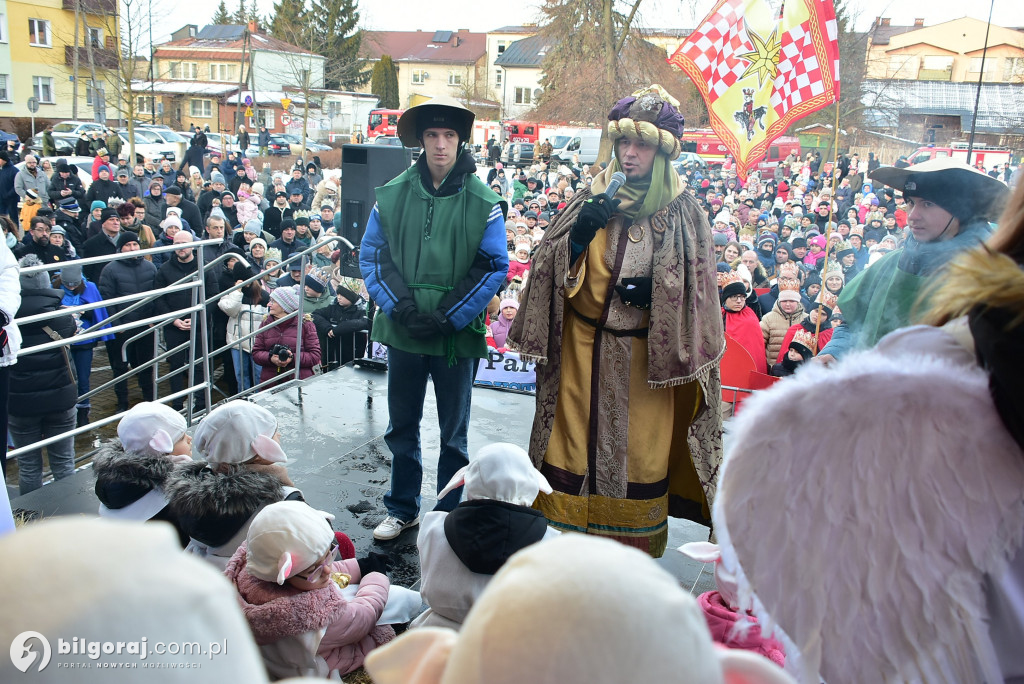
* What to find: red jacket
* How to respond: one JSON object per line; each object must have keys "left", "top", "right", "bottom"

{"left": 252, "top": 313, "right": 322, "bottom": 388}
{"left": 775, "top": 320, "right": 834, "bottom": 364}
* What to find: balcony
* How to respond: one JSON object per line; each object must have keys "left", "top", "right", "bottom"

{"left": 62, "top": 0, "right": 117, "bottom": 15}
{"left": 65, "top": 45, "right": 119, "bottom": 71}
{"left": 918, "top": 68, "right": 952, "bottom": 81}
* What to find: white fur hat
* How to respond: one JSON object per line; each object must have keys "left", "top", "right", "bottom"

{"left": 437, "top": 443, "right": 551, "bottom": 507}
{"left": 192, "top": 400, "right": 287, "bottom": 465}
{"left": 117, "top": 401, "right": 189, "bottom": 460}
{"left": 366, "top": 535, "right": 794, "bottom": 684}
{"left": 246, "top": 501, "right": 335, "bottom": 585}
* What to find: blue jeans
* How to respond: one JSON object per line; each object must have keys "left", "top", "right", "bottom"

{"left": 70, "top": 346, "right": 93, "bottom": 408}
{"left": 9, "top": 406, "right": 77, "bottom": 495}
{"left": 231, "top": 348, "right": 258, "bottom": 392}
{"left": 382, "top": 349, "right": 476, "bottom": 522}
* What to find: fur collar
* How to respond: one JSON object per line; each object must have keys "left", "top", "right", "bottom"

{"left": 93, "top": 440, "right": 177, "bottom": 510}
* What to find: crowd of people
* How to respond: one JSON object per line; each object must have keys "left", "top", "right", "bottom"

{"left": 0, "top": 135, "right": 368, "bottom": 496}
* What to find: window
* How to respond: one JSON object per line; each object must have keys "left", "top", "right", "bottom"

{"left": 189, "top": 98, "right": 212, "bottom": 118}
{"left": 0, "top": 14, "right": 7, "bottom": 43}
{"left": 209, "top": 63, "right": 237, "bottom": 82}
{"left": 136, "top": 96, "right": 154, "bottom": 114}
{"left": 255, "top": 108, "right": 274, "bottom": 128}
{"left": 968, "top": 57, "right": 996, "bottom": 76}
{"left": 921, "top": 55, "right": 952, "bottom": 71}
{"left": 86, "top": 80, "right": 105, "bottom": 108}
{"left": 887, "top": 56, "right": 910, "bottom": 76}
{"left": 495, "top": 69, "right": 502, "bottom": 87}
{"left": 1004, "top": 57, "right": 1024, "bottom": 81}
{"left": 448, "top": 70, "right": 462, "bottom": 86}
{"left": 32, "top": 76, "right": 54, "bottom": 103}
{"left": 496, "top": 40, "right": 507, "bottom": 54}
{"left": 0, "top": 75, "right": 9, "bottom": 102}
{"left": 298, "top": 68, "right": 310, "bottom": 86}
{"left": 28, "top": 18, "right": 50, "bottom": 47}
{"left": 514, "top": 87, "right": 531, "bottom": 105}
{"left": 169, "top": 61, "right": 198, "bottom": 80}
{"left": 87, "top": 27, "right": 102, "bottom": 49}
{"left": 412, "top": 69, "right": 426, "bottom": 84}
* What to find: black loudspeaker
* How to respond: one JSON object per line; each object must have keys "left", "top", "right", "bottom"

{"left": 340, "top": 144, "right": 414, "bottom": 247}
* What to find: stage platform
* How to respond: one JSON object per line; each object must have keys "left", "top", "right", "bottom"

{"left": 9, "top": 365, "right": 716, "bottom": 595}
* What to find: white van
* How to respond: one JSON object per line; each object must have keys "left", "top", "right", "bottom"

{"left": 551, "top": 129, "right": 601, "bottom": 165}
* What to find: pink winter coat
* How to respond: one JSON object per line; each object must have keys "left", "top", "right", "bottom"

{"left": 235, "top": 197, "right": 260, "bottom": 228}
{"left": 224, "top": 544, "right": 394, "bottom": 676}
{"left": 252, "top": 314, "right": 321, "bottom": 388}
{"left": 698, "top": 591, "right": 786, "bottom": 667}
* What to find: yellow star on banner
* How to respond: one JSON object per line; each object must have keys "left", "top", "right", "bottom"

{"left": 738, "top": 27, "right": 782, "bottom": 87}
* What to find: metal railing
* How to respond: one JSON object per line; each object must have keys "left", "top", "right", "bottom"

{"left": 7, "top": 234, "right": 357, "bottom": 470}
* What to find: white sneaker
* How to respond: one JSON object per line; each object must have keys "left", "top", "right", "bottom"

{"left": 373, "top": 515, "right": 419, "bottom": 541}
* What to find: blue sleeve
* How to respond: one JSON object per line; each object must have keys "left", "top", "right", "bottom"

{"left": 359, "top": 203, "right": 414, "bottom": 318}
{"left": 819, "top": 323, "right": 852, "bottom": 359}
{"left": 438, "top": 203, "right": 510, "bottom": 331}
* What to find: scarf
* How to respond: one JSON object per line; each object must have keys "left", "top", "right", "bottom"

{"left": 591, "top": 155, "right": 679, "bottom": 222}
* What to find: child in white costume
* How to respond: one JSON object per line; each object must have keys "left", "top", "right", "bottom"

{"left": 413, "top": 443, "right": 558, "bottom": 629}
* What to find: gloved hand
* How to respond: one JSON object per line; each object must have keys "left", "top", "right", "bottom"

{"left": 614, "top": 277, "right": 653, "bottom": 310}
{"left": 0, "top": 309, "right": 8, "bottom": 328}
{"left": 357, "top": 551, "right": 391, "bottom": 577}
{"left": 429, "top": 310, "right": 456, "bottom": 337}
{"left": 570, "top": 193, "right": 621, "bottom": 248}
{"left": 392, "top": 301, "right": 418, "bottom": 327}
{"left": 406, "top": 313, "right": 436, "bottom": 339}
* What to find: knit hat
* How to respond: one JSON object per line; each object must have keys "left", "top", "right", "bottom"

{"left": 757, "top": 234, "right": 777, "bottom": 250}
{"left": 270, "top": 284, "right": 301, "bottom": 314}
{"left": 246, "top": 501, "right": 335, "bottom": 585}
{"left": 211, "top": 169, "right": 226, "bottom": 185}
{"left": 193, "top": 400, "right": 286, "bottom": 466}
{"left": 159, "top": 216, "right": 182, "bottom": 232}
{"left": 808, "top": 235, "right": 826, "bottom": 250}
{"left": 98, "top": 207, "right": 118, "bottom": 223}
{"left": 243, "top": 218, "right": 263, "bottom": 235}
{"left": 220, "top": 189, "right": 234, "bottom": 200}
{"left": 791, "top": 236, "right": 807, "bottom": 249}
{"left": 719, "top": 271, "right": 746, "bottom": 302}
{"left": 713, "top": 233, "right": 729, "bottom": 247}
{"left": 116, "top": 231, "right": 140, "bottom": 251}
{"left": 499, "top": 298, "right": 520, "bottom": 313}
{"left": 835, "top": 240, "right": 855, "bottom": 259}
{"left": 335, "top": 285, "right": 359, "bottom": 303}
{"left": 789, "top": 328, "right": 817, "bottom": 358}
{"left": 59, "top": 198, "right": 81, "bottom": 212}
{"left": 90, "top": 200, "right": 107, "bottom": 212}
{"left": 60, "top": 263, "right": 82, "bottom": 288}
{"left": 264, "top": 247, "right": 283, "bottom": 266}
{"left": 50, "top": 224, "right": 66, "bottom": 237}
{"left": 250, "top": 237, "right": 267, "bottom": 252}
{"left": 208, "top": 207, "right": 228, "bottom": 223}
{"left": 364, "top": 535, "right": 793, "bottom": 684}
{"left": 304, "top": 269, "right": 328, "bottom": 294}
{"left": 117, "top": 402, "right": 189, "bottom": 459}
{"left": 777, "top": 286, "right": 802, "bottom": 304}
{"left": 116, "top": 166, "right": 129, "bottom": 177}
{"left": 251, "top": 181, "right": 265, "bottom": 196}
{"left": 823, "top": 261, "right": 845, "bottom": 282}
{"left": 804, "top": 271, "right": 822, "bottom": 289}
{"left": 18, "top": 255, "right": 50, "bottom": 290}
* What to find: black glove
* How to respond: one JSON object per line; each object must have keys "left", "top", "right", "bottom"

{"left": 392, "top": 301, "right": 418, "bottom": 327}
{"left": 0, "top": 309, "right": 8, "bottom": 328}
{"left": 570, "top": 193, "right": 621, "bottom": 248}
{"left": 429, "top": 309, "right": 456, "bottom": 337}
{"left": 357, "top": 552, "right": 391, "bottom": 577}
{"left": 615, "top": 277, "right": 653, "bottom": 310}
{"left": 406, "top": 312, "right": 437, "bottom": 339}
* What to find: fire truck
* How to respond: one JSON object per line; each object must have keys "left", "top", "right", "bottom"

{"left": 908, "top": 143, "right": 1012, "bottom": 171}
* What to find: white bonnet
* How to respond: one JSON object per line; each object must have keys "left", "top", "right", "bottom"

{"left": 117, "top": 401, "right": 190, "bottom": 461}
{"left": 437, "top": 443, "right": 551, "bottom": 507}
{"left": 245, "top": 501, "right": 335, "bottom": 585}
{"left": 192, "top": 400, "right": 287, "bottom": 465}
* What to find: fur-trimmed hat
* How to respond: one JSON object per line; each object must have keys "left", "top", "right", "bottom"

{"left": 606, "top": 85, "right": 685, "bottom": 160}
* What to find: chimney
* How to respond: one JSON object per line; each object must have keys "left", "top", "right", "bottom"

{"left": 880, "top": 18, "right": 891, "bottom": 27}
{"left": 455, "top": 36, "right": 462, "bottom": 47}
{"left": 247, "top": 20, "right": 259, "bottom": 35}
{"left": 913, "top": 18, "right": 924, "bottom": 27}
{"left": 875, "top": 16, "right": 881, "bottom": 27}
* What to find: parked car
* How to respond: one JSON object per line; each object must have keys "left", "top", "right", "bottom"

{"left": 118, "top": 130, "right": 178, "bottom": 164}
{"left": 374, "top": 135, "right": 421, "bottom": 161}
{"left": 672, "top": 152, "right": 709, "bottom": 172}
{"left": 18, "top": 156, "right": 93, "bottom": 191}
{"left": 28, "top": 120, "right": 107, "bottom": 157}
{"left": 502, "top": 142, "right": 535, "bottom": 165}
{"left": 134, "top": 126, "right": 187, "bottom": 162}
{"left": 278, "top": 133, "right": 331, "bottom": 155}
{"left": 266, "top": 134, "right": 296, "bottom": 156}
{"left": 200, "top": 132, "right": 260, "bottom": 158}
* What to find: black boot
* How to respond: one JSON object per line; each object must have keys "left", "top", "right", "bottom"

{"left": 76, "top": 407, "right": 90, "bottom": 428}
{"left": 116, "top": 397, "right": 129, "bottom": 413}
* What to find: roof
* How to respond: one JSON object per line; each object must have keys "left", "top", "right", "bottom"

{"left": 157, "top": 25, "right": 316, "bottom": 56}
{"left": 868, "top": 22, "right": 919, "bottom": 46}
{"left": 861, "top": 80, "right": 1024, "bottom": 133}
{"left": 489, "top": 26, "right": 538, "bottom": 34}
{"left": 495, "top": 35, "right": 556, "bottom": 68}
{"left": 130, "top": 80, "right": 239, "bottom": 96}
{"left": 360, "top": 30, "right": 486, "bottom": 64}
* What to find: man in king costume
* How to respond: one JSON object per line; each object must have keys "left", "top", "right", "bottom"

{"left": 508, "top": 86, "right": 725, "bottom": 558}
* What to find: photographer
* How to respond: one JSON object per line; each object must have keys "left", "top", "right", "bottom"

{"left": 251, "top": 285, "right": 321, "bottom": 390}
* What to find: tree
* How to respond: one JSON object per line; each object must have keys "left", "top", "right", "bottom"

{"left": 212, "top": 0, "right": 232, "bottom": 25}
{"left": 371, "top": 55, "right": 399, "bottom": 109}
{"left": 307, "top": 0, "right": 367, "bottom": 90}
{"left": 531, "top": 0, "right": 703, "bottom": 162}
{"left": 232, "top": 0, "right": 261, "bottom": 25}
{"left": 270, "top": 0, "right": 307, "bottom": 42}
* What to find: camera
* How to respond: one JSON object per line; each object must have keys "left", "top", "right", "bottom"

{"left": 270, "top": 344, "right": 293, "bottom": 361}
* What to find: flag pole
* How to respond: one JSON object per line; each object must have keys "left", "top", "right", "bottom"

{"left": 813, "top": 102, "right": 842, "bottom": 344}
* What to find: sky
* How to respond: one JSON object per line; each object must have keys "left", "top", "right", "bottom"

{"left": 155, "top": 0, "right": 1022, "bottom": 46}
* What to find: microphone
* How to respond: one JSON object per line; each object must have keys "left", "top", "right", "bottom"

{"left": 604, "top": 171, "right": 627, "bottom": 199}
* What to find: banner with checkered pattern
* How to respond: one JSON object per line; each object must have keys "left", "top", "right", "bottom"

{"left": 668, "top": 0, "right": 840, "bottom": 178}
